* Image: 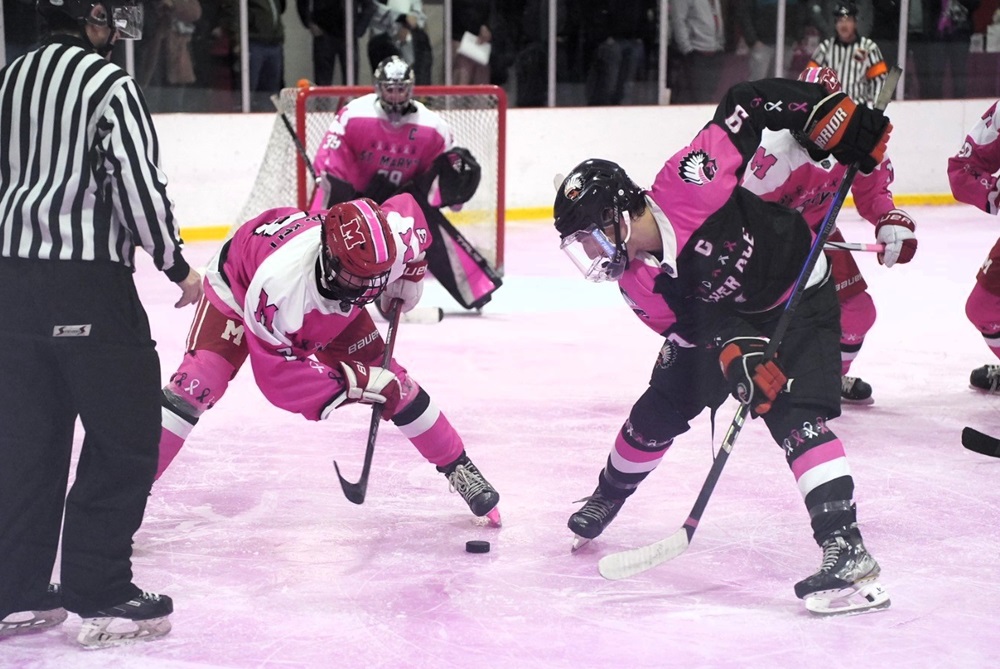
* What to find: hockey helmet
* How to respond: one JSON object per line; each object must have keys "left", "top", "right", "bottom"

{"left": 553, "top": 158, "right": 644, "bottom": 282}
{"left": 374, "top": 56, "right": 415, "bottom": 124}
{"left": 832, "top": 2, "right": 858, "bottom": 17}
{"left": 320, "top": 198, "right": 396, "bottom": 306}
{"left": 37, "top": 0, "right": 143, "bottom": 39}
{"left": 798, "top": 66, "right": 842, "bottom": 95}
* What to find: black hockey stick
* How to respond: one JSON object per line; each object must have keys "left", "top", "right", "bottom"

{"left": 333, "top": 298, "right": 403, "bottom": 504}
{"left": 269, "top": 93, "right": 322, "bottom": 205}
{"left": 598, "top": 67, "right": 903, "bottom": 581}
{"left": 962, "top": 427, "right": 1000, "bottom": 458}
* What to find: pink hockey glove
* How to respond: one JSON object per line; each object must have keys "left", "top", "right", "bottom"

{"left": 380, "top": 259, "right": 427, "bottom": 314}
{"left": 324, "top": 361, "right": 402, "bottom": 419}
{"left": 875, "top": 209, "right": 917, "bottom": 267}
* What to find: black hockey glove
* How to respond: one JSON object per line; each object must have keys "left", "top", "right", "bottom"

{"left": 364, "top": 172, "right": 401, "bottom": 204}
{"left": 805, "top": 93, "right": 892, "bottom": 174}
{"left": 718, "top": 337, "right": 788, "bottom": 417}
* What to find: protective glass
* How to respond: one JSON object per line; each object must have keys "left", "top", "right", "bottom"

{"left": 559, "top": 223, "right": 625, "bottom": 282}
{"left": 112, "top": 4, "right": 144, "bottom": 39}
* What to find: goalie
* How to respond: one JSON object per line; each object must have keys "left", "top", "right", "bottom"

{"left": 312, "top": 55, "right": 502, "bottom": 311}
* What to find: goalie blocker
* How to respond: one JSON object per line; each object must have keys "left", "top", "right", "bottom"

{"left": 323, "top": 147, "right": 503, "bottom": 311}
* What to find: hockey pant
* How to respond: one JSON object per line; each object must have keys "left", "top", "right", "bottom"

{"left": 966, "top": 236, "right": 1000, "bottom": 359}
{"left": 596, "top": 280, "right": 857, "bottom": 545}
{"left": 0, "top": 259, "right": 159, "bottom": 616}
{"left": 156, "top": 296, "right": 465, "bottom": 478}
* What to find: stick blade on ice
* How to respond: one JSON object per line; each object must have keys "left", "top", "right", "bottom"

{"left": 597, "top": 529, "right": 690, "bottom": 580}
{"left": 961, "top": 427, "right": 1000, "bottom": 458}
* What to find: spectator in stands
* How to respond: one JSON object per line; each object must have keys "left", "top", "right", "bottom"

{"left": 138, "top": 0, "right": 203, "bottom": 112}
{"left": 736, "top": 0, "right": 810, "bottom": 80}
{"left": 297, "top": 0, "right": 375, "bottom": 86}
{"left": 909, "top": 0, "right": 979, "bottom": 99}
{"left": 220, "top": 0, "right": 286, "bottom": 110}
{"left": 807, "top": 2, "right": 888, "bottom": 106}
{"left": 451, "top": 0, "right": 492, "bottom": 85}
{"left": 670, "top": 0, "right": 726, "bottom": 104}
{"left": 367, "top": 0, "right": 432, "bottom": 84}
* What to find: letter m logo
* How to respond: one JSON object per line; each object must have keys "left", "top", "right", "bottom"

{"left": 221, "top": 319, "right": 245, "bottom": 346}
{"left": 340, "top": 220, "right": 365, "bottom": 250}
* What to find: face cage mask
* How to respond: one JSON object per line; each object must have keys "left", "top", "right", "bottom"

{"left": 322, "top": 257, "right": 391, "bottom": 307}
{"left": 107, "top": 4, "right": 143, "bottom": 39}
{"left": 559, "top": 211, "right": 632, "bottom": 283}
{"left": 377, "top": 82, "right": 412, "bottom": 124}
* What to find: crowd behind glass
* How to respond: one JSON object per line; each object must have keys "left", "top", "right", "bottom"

{"left": 2, "top": 0, "right": 997, "bottom": 113}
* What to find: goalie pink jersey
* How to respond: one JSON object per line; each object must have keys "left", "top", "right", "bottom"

{"left": 201, "top": 193, "right": 431, "bottom": 420}
{"left": 948, "top": 100, "right": 1000, "bottom": 215}
{"left": 313, "top": 93, "right": 453, "bottom": 193}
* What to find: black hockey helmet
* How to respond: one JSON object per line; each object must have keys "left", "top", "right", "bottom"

{"left": 553, "top": 158, "right": 644, "bottom": 282}
{"left": 832, "top": 2, "right": 858, "bottom": 17}
{"left": 553, "top": 158, "right": 644, "bottom": 239}
{"left": 37, "top": 0, "right": 143, "bottom": 39}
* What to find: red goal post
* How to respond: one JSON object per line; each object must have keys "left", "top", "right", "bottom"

{"left": 273, "top": 84, "right": 508, "bottom": 272}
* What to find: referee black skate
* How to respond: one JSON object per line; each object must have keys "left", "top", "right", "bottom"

{"left": 0, "top": 0, "right": 201, "bottom": 648}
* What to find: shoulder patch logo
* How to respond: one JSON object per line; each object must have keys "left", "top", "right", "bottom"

{"left": 678, "top": 150, "right": 718, "bottom": 186}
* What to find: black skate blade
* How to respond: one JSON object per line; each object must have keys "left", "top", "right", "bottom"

{"left": 962, "top": 427, "right": 1000, "bottom": 458}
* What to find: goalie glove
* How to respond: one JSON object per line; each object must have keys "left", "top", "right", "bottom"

{"left": 805, "top": 93, "right": 892, "bottom": 174}
{"left": 379, "top": 259, "right": 427, "bottom": 314}
{"left": 875, "top": 209, "right": 917, "bottom": 267}
{"left": 719, "top": 337, "right": 788, "bottom": 417}
{"left": 323, "top": 361, "right": 402, "bottom": 418}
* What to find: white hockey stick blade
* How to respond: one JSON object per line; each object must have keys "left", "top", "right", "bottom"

{"left": 401, "top": 307, "right": 444, "bottom": 324}
{"left": 597, "top": 528, "right": 690, "bottom": 580}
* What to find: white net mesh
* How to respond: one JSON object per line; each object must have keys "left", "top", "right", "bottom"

{"left": 237, "top": 85, "right": 506, "bottom": 270}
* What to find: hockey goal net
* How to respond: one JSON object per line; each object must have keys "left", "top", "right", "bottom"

{"left": 238, "top": 85, "right": 507, "bottom": 271}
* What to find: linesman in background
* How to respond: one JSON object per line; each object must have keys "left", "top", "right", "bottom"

{"left": 0, "top": 0, "right": 202, "bottom": 649}
{"left": 807, "top": 2, "right": 887, "bottom": 107}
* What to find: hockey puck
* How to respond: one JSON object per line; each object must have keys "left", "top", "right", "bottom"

{"left": 465, "top": 540, "right": 490, "bottom": 554}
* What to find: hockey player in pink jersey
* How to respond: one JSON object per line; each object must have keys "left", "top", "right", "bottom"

{"left": 948, "top": 100, "right": 1000, "bottom": 394}
{"left": 311, "top": 55, "right": 501, "bottom": 311}
{"left": 741, "top": 66, "right": 918, "bottom": 405}
{"left": 157, "top": 195, "right": 501, "bottom": 523}
{"left": 554, "top": 77, "right": 894, "bottom": 615}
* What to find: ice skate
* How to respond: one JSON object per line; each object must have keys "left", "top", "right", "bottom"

{"left": 568, "top": 486, "right": 626, "bottom": 552}
{"left": 969, "top": 364, "right": 1000, "bottom": 393}
{"left": 795, "top": 534, "right": 890, "bottom": 616}
{"left": 437, "top": 451, "right": 501, "bottom": 526}
{"left": 0, "top": 584, "right": 66, "bottom": 638}
{"left": 76, "top": 591, "right": 173, "bottom": 649}
{"left": 841, "top": 376, "right": 874, "bottom": 405}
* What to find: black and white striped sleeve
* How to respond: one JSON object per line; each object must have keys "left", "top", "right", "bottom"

{"left": 100, "top": 77, "right": 190, "bottom": 282}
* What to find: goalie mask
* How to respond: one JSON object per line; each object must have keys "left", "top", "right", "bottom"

{"left": 374, "top": 56, "right": 415, "bottom": 125}
{"left": 553, "top": 159, "right": 644, "bottom": 282}
{"left": 320, "top": 199, "right": 396, "bottom": 307}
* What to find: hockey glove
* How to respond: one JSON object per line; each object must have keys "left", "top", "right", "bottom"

{"left": 326, "top": 361, "right": 402, "bottom": 418}
{"left": 364, "top": 172, "right": 401, "bottom": 203}
{"left": 805, "top": 93, "right": 892, "bottom": 174}
{"left": 719, "top": 337, "right": 788, "bottom": 416}
{"left": 379, "top": 259, "right": 427, "bottom": 314}
{"left": 874, "top": 209, "right": 917, "bottom": 267}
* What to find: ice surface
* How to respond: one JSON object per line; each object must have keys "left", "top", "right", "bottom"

{"left": 3, "top": 207, "right": 1000, "bottom": 668}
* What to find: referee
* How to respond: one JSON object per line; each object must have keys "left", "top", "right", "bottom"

{"left": 0, "top": 0, "right": 201, "bottom": 647}
{"left": 807, "top": 2, "right": 888, "bottom": 107}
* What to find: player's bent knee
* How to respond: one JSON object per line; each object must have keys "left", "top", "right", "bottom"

{"left": 164, "top": 350, "right": 238, "bottom": 414}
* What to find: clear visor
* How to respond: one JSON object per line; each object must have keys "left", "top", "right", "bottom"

{"left": 559, "top": 224, "right": 623, "bottom": 282}
{"left": 112, "top": 5, "right": 144, "bottom": 40}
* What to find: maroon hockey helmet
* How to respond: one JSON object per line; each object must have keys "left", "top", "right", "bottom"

{"left": 798, "top": 66, "right": 842, "bottom": 95}
{"left": 320, "top": 198, "right": 396, "bottom": 306}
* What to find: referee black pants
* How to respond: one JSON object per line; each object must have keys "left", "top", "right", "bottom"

{"left": 0, "top": 258, "right": 160, "bottom": 616}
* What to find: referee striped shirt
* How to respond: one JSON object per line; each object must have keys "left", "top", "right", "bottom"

{"left": 0, "top": 35, "right": 190, "bottom": 282}
{"left": 808, "top": 36, "right": 889, "bottom": 108}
